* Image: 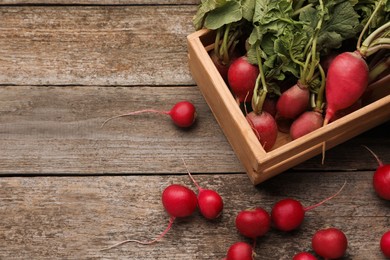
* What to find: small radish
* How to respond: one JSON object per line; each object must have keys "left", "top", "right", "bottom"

{"left": 101, "top": 184, "right": 197, "bottom": 250}
{"left": 246, "top": 111, "right": 278, "bottom": 152}
{"left": 290, "top": 64, "right": 326, "bottom": 140}
{"left": 226, "top": 242, "right": 254, "bottom": 260}
{"left": 363, "top": 146, "right": 390, "bottom": 200}
{"left": 276, "top": 83, "right": 310, "bottom": 120}
{"left": 228, "top": 56, "right": 259, "bottom": 103}
{"left": 380, "top": 230, "right": 390, "bottom": 258}
{"left": 101, "top": 101, "right": 197, "bottom": 128}
{"left": 235, "top": 207, "right": 271, "bottom": 240}
{"left": 182, "top": 158, "right": 223, "bottom": 220}
{"left": 311, "top": 227, "right": 348, "bottom": 259}
{"left": 271, "top": 182, "right": 346, "bottom": 232}
{"left": 292, "top": 252, "right": 317, "bottom": 260}
{"left": 290, "top": 111, "right": 324, "bottom": 140}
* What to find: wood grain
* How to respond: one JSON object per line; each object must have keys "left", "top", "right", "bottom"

{"left": 0, "top": 2, "right": 389, "bottom": 260}
{"left": 0, "top": 5, "right": 197, "bottom": 86}
{"left": 1, "top": 85, "right": 388, "bottom": 176}
{"left": 0, "top": 172, "right": 388, "bottom": 259}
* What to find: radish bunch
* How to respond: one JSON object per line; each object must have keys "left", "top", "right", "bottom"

{"left": 200, "top": 0, "right": 389, "bottom": 151}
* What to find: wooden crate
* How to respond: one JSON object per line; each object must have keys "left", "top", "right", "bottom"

{"left": 187, "top": 29, "right": 390, "bottom": 185}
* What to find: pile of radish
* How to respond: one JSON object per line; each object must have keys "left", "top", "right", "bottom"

{"left": 194, "top": 0, "right": 389, "bottom": 151}
{"left": 100, "top": 147, "right": 389, "bottom": 258}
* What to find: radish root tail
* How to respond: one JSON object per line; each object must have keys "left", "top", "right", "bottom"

{"left": 304, "top": 180, "right": 347, "bottom": 211}
{"left": 100, "top": 216, "right": 176, "bottom": 251}
{"left": 101, "top": 109, "right": 169, "bottom": 128}
{"left": 321, "top": 117, "right": 330, "bottom": 165}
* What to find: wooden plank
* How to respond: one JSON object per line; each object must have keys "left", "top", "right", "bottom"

{"left": 0, "top": 85, "right": 243, "bottom": 175}
{"left": 0, "top": 172, "right": 388, "bottom": 259}
{"left": 0, "top": 5, "right": 198, "bottom": 86}
{"left": 0, "top": 86, "right": 389, "bottom": 176}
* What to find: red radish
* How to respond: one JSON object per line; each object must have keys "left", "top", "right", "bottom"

{"left": 101, "top": 184, "right": 197, "bottom": 250}
{"left": 235, "top": 207, "right": 271, "bottom": 240}
{"left": 226, "top": 242, "right": 254, "bottom": 260}
{"left": 210, "top": 49, "right": 239, "bottom": 83}
{"left": 161, "top": 184, "right": 198, "bottom": 218}
{"left": 380, "top": 230, "right": 390, "bottom": 258}
{"left": 262, "top": 96, "right": 278, "bottom": 118}
{"left": 311, "top": 227, "right": 348, "bottom": 259}
{"left": 271, "top": 182, "right": 346, "bottom": 232}
{"left": 292, "top": 252, "right": 317, "bottom": 260}
{"left": 290, "top": 111, "right": 324, "bottom": 140}
{"left": 324, "top": 51, "right": 369, "bottom": 124}
{"left": 276, "top": 83, "right": 310, "bottom": 119}
{"left": 101, "top": 101, "right": 197, "bottom": 128}
{"left": 182, "top": 158, "right": 223, "bottom": 220}
{"left": 363, "top": 146, "right": 390, "bottom": 200}
{"left": 228, "top": 56, "right": 259, "bottom": 103}
{"left": 246, "top": 111, "right": 278, "bottom": 151}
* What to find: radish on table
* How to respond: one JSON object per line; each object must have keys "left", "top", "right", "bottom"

{"left": 225, "top": 241, "right": 254, "bottom": 260}
{"left": 235, "top": 207, "right": 271, "bottom": 247}
{"left": 292, "top": 252, "right": 317, "bottom": 260}
{"left": 363, "top": 145, "right": 390, "bottom": 200}
{"left": 380, "top": 230, "right": 390, "bottom": 258}
{"left": 101, "top": 101, "right": 197, "bottom": 128}
{"left": 101, "top": 183, "right": 197, "bottom": 251}
{"left": 182, "top": 158, "right": 224, "bottom": 220}
{"left": 311, "top": 227, "right": 348, "bottom": 259}
{"left": 271, "top": 181, "right": 346, "bottom": 232}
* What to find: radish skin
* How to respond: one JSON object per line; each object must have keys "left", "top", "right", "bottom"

{"left": 311, "top": 228, "right": 348, "bottom": 259}
{"left": 292, "top": 252, "right": 317, "bottom": 260}
{"left": 276, "top": 83, "right": 310, "bottom": 120}
{"left": 246, "top": 111, "right": 278, "bottom": 151}
{"left": 380, "top": 231, "right": 390, "bottom": 258}
{"left": 235, "top": 207, "right": 271, "bottom": 240}
{"left": 228, "top": 56, "right": 259, "bottom": 103}
{"left": 290, "top": 111, "right": 324, "bottom": 140}
{"left": 226, "top": 242, "right": 254, "bottom": 260}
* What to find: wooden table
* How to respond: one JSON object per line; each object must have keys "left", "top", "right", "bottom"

{"left": 0, "top": 2, "right": 389, "bottom": 259}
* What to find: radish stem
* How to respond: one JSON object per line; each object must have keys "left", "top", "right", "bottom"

{"left": 357, "top": 0, "right": 385, "bottom": 51}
